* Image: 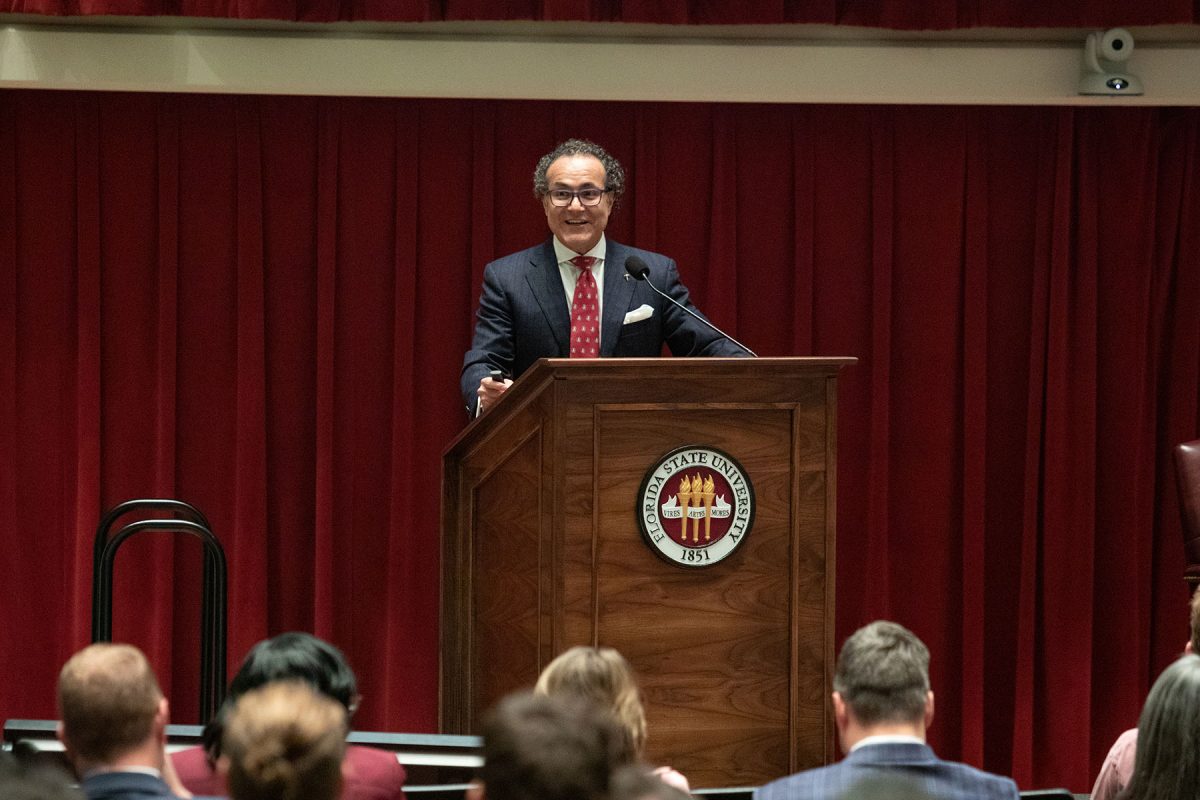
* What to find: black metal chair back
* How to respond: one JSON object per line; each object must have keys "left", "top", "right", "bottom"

{"left": 91, "top": 499, "right": 227, "bottom": 724}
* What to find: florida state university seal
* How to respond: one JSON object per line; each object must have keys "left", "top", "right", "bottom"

{"left": 636, "top": 445, "right": 755, "bottom": 568}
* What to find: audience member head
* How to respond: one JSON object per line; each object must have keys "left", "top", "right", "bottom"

{"left": 471, "top": 691, "right": 628, "bottom": 800}
{"left": 609, "top": 765, "right": 690, "bottom": 800}
{"left": 56, "top": 643, "right": 167, "bottom": 772}
{"left": 227, "top": 632, "right": 358, "bottom": 710}
{"left": 204, "top": 632, "right": 358, "bottom": 759}
{"left": 535, "top": 645, "right": 647, "bottom": 759}
{"left": 1123, "top": 654, "right": 1200, "bottom": 800}
{"left": 220, "top": 681, "right": 347, "bottom": 800}
{"left": 831, "top": 621, "right": 934, "bottom": 752}
{"left": 0, "top": 758, "right": 83, "bottom": 800}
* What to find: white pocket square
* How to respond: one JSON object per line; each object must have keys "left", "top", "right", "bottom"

{"left": 623, "top": 304, "right": 654, "bottom": 325}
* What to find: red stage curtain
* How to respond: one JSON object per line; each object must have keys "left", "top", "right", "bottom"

{"left": 1, "top": 0, "right": 1197, "bottom": 26}
{"left": 1, "top": 92, "right": 1198, "bottom": 791}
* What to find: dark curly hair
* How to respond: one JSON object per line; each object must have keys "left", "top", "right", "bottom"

{"left": 532, "top": 139, "right": 626, "bottom": 202}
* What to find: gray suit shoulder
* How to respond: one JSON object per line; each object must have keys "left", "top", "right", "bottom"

{"left": 753, "top": 766, "right": 836, "bottom": 800}
{"left": 958, "top": 764, "right": 1019, "bottom": 800}
{"left": 752, "top": 759, "right": 1017, "bottom": 800}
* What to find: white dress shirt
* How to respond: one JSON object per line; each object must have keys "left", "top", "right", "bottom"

{"left": 552, "top": 235, "right": 606, "bottom": 320}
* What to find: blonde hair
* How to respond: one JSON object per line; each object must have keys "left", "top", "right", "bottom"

{"left": 57, "top": 643, "right": 162, "bottom": 764}
{"left": 222, "top": 681, "right": 347, "bottom": 800}
{"left": 534, "top": 646, "right": 647, "bottom": 758}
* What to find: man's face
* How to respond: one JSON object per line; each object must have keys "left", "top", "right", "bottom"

{"left": 541, "top": 154, "right": 613, "bottom": 254}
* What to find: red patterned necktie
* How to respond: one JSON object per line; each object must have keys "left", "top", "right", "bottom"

{"left": 569, "top": 255, "right": 600, "bottom": 358}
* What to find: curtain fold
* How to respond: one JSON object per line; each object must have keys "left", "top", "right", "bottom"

{"left": 789, "top": 109, "right": 815, "bottom": 356}
{"left": 70, "top": 95, "right": 103, "bottom": 663}
{"left": 381, "top": 98, "right": 423, "bottom": 725}
{"left": 1037, "top": 106, "right": 1100, "bottom": 788}
{"left": 1, "top": 92, "right": 1199, "bottom": 789}
{"left": 0, "top": 95, "right": 17, "bottom": 679}
{"left": 704, "top": 109, "right": 738, "bottom": 331}
{"left": 230, "top": 95, "right": 271, "bottom": 648}
{"left": 862, "top": 108, "right": 894, "bottom": 623}
{"left": 956, "top": 108, "right": 988, "bottom": 768}
{"left": 313, "top": 97, "right": 339, "bottom": 642}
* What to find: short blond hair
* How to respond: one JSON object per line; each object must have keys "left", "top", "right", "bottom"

{"left": 57, "top": 643, "right": 162, "bottom": 764}
{"left": 222, "top": 681, "right": 347, "bottom": 800}
{"left": 534, "top": 646, "right": 646, "bottom": 759}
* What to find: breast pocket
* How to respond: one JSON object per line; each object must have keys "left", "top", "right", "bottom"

{"left": 614, "top": 316, "right": 662, "bottom": 355}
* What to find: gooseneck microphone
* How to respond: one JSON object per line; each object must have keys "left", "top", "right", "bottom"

{"left": 623, "top": 255, "right": 758, "bottom": 357}
{"left": 624, "top": 257, "right": 652, "bottom": 281}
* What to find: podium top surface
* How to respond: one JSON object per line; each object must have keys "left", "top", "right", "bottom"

{"left": 445, "top": 356, "right": 855, "bottom": 456}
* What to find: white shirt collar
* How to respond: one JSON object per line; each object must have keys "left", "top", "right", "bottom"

{"left": 553, "top": 234, "right": 606, "bottom": 267}
{"left": 849, "top": 734, "right": 926, "bottom": 752}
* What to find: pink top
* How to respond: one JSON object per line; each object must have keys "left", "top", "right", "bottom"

{"left": 1091, "top": 728, "right": 1137, "bottom": 800}
{"left": 172, "top": 743, "right": 407, "bottom": 800}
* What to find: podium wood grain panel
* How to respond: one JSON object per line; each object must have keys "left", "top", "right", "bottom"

{"left": 441, "top": 358, "right": 853, "bottom": 785}
{"left": 472, "top": 432, "right": 542, "bottom": 716}
{"left": 592, "top": 406, "right": 807, "bottom": 786}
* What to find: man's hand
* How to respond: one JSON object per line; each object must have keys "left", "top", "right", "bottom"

{"left": 653, "top": 766, "right": 690, "bottom": 792}
{"left": 477, "top": 376, "right": 513, "bottom": 413}
{"left": 161, "top": 745, "right": 193, "bottom": 799}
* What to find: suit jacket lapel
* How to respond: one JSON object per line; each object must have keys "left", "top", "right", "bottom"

{"left": 525, "top": 239, "right": 571, "bottom": 356}
{"left": 600, "top": 240, "right": 636, "bottom": 356}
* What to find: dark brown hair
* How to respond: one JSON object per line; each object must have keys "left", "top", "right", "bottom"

{"left": 480, "top": 692, "right": 629, "bottom": 800}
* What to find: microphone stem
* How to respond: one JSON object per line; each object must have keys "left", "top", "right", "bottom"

{"left": 634, "top": 274, "right": 758, "bottom": 358}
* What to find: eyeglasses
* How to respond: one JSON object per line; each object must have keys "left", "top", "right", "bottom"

{"left": 546, "top": 187, "right": 611, "bottom": 207}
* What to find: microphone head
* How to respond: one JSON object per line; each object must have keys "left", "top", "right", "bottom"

{"left": 624, "top": 256, "right": 650, "bottom": 281}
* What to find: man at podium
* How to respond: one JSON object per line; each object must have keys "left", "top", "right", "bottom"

{"left": 461, "top": 138, "right": 749, "bottom": 416}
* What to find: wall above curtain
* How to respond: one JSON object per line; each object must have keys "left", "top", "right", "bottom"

{"left": 1, "top": 0, "right": 1198, "bottom": 27}
{"left": 4, "top": 23, "right": 1199, "bottom": 106}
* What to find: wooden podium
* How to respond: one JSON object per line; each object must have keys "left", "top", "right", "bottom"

{"left": 441, "top": 357, "right": 852, "bottom": 787}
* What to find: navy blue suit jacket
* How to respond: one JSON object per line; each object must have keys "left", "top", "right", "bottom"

{"left": 753, "top": 742, "right": 1019, "bottom": 800}
{"left": 461, "top": 238, "right": 747, "bottom": 409}
{"left": 82, "top": 771, "right": 220, "bottom": 800}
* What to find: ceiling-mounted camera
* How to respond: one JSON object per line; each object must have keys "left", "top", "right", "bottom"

{"left": 1079, "top": 28, "right": 1144, "bottom": 96}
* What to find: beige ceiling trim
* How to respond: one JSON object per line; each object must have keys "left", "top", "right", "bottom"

{"left": 2, "top": 20, "right": 1198, "bottom": 104}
